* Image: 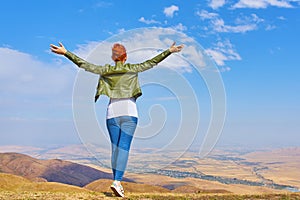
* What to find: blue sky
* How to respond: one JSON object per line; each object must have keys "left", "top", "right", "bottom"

{"left": 0, "top": 0, "right": 300, "bottom": 150}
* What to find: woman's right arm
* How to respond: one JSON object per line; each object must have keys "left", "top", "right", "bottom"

{"left": 50, "top": 42, "right": 108, "bottom": 75}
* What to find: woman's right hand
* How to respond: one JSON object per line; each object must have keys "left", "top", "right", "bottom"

{"left": 169, "top": 42, "right": 184, "bottom": 53}
{"left": 50, "top": 42, "right": 67, "bottom": 55}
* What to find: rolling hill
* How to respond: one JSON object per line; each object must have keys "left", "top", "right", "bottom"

{"left": 0, "top": 173, "right": 109, "bottom": 199}
{"left": 0, "top": 152, "right": 131, "bottom": 187}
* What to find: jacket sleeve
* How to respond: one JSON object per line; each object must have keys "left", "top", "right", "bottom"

{"left": 128, "top": 49, "right": 172, "bottom": 73}
{"left": 64, "top": 51, "right": 109, "bottom": 75}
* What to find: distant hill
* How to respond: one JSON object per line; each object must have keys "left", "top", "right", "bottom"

{"left": 0, "top": 152, "right": 130, "bottom": 187}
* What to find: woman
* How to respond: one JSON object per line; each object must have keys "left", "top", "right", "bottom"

{"left": 50, "top": 41, "right": 183, "bottom": 197}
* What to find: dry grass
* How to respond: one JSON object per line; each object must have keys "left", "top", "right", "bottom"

{"left": 85, "top": 179, "right": 170, "bottom": 194}
{"left": 0, "top": 191, "right": 107, "bottom": 200}
{"left": 126, "top": 193, "right": 300, "bottom": 200}
{"left": 1, "top": 191, "right": 299, "bottom": 200}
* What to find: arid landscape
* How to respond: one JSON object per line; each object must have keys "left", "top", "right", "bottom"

{"left": 0, "top": 144, "right": 299, "bottom": 199}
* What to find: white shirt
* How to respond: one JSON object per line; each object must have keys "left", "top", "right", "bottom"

{"left": 106, "top": 98, "right": 138, "bottom": 119}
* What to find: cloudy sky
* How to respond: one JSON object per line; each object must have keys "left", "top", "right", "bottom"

{"left": 0, "top": 0, "right": 300, "bottom": 150}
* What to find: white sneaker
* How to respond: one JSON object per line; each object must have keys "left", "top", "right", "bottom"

{"left": 110, "top": 181, "right": 124, "bottom": 197}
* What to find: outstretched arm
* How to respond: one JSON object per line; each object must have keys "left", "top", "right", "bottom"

{"left": 50, "top": 42, "right": 67, "bottom": 55}
{"left": 128, "top": 42, "right": 184, "bottom": 72}
{"left": 49, "top": 42, "right": 108, "bottom": 74}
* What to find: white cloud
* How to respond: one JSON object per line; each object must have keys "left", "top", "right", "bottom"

{"left": 78, "top": 1, "right": 113, "bottom": 13}
{"left": 73, "top": 41, "right": 101, "bottom": 59}
{"left": 212, "top": 18, "right": 258, "bottom": 33}
{"left": 205, "top": 49, "right": 227, "bottom": 66}
{"left": 277, "top": 16, "right": 287, "bottom": 20}
{"left": 172, "top": 23, "right": 187, "bottom": 31}
{"left": 205, "top": 39, "right": 241, "bottom": 68}
{"left": 208, "top": 0, "right": 226, "bottom": 9}
{"left": 138, "top": 17, "right": 161, "bottom": 25}
{"left": 217, "top": 13, "right": 264, "bottom": 33}
{"left": 233, "top": 0, "right": 269, "bottom": 8}
{"left": 182, "top": 45, "right": 206, "bottom": 69}
{"left": 0, "top": 47, "right": 77, "bottom": 142}
{"left": 0, "top": 47, "right": 76, "bottom": 96}
{"left": 94, "top": 1, "right": 113, "bottom": 8}
{"left": 233, "top": 0, "right": 294, "bottom": 9}
{"left": 265, "top": 24, "right": 276, "bottom": 30}
{"left": 198, "top": 10, "right": 263, "bottom": 33}
{"left": 235, "top": 13, "right": 264, "bottom": 24}
{"left": 164, "top": 5, "right": 179, "bottom": 18}
{"left": 196, "top": 10, "right": 219, "bottom": 20}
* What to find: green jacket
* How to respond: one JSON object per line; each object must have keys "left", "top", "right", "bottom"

{"left": 65, "top": 49, "right": 172, "bottom": 102}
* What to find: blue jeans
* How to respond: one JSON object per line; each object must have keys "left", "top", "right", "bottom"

{"left": 106, "top": 116, "right": 138, "bottom": 181}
